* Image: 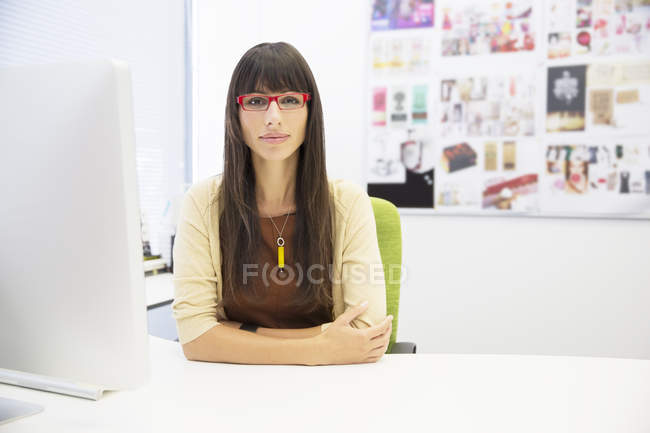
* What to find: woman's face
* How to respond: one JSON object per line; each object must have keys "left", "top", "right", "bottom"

{"left": 238, "top": 89, "right": 308, "bottom": 162}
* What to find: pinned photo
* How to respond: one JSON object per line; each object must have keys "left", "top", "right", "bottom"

{"left": 371, "top": 0, "right": 434, "bottom": 31}
{"left": 589, "top": 89, "right": 614, "bottom": 125}
{"left": 576, "top": 30, "right": 592, "bottom": 54}
{"left": 548, "top": 0, "right": 650, "bottom": 58}
{"left": 577, "top": 0, "right": 593, "bottom": 29}
{"left": 441, "top": 142, "right": 477, "bottom": 173}
{"left": 441, "top": 0, "right": 535, "bottom": 56}
{"left": 585, "top": 61, "right": 650, "bottom": 134}
{"left": 548, "top": 32, "right": 572, "bottom": 58}
{"left": 437, "top": 181, "right": 480, "bottom": 208}
{"left": 441, "top": 74, "right": 535, "bottom": 137}
{"left": 389, "top": 86, "right": 409, "bottom": 127}
{"left": 503, "top": 141, "right": 517, "bottom": 171}
{"left": 484, "top": 141, "right": 498, "bottom": 171}
{"left": 367, "top": 130, "right": 406, "bottom": 184}
{"left": 412, "top": 85, "right": 428, "bottom": 124}
{"left": 546, "top": 65, "right": 587, "bottom": 132}
{"left": 371, "top": 37, "right": 432, "bottom": 76}
{"left": 372, "top": 87, "right": 387, "bottom": 126}
{"left": 482, "top": 174, "right": 539, "bottom": 211}
{"left": 368, "top": 128, "right": 435, "bottom": 208}
{"left": 400, "top": 128, "right": 434, "bottom": 174}
{"left": 566, "top": 159, "right": 589, "bottom": 194}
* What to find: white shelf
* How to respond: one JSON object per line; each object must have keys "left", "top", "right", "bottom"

{"left": 143, "top": 258, "right": 167, "bottom": 273}
{"left": 144, "top": 272, "right": 173, "bottom": 307}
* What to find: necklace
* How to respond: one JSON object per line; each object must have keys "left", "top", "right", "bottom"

{"left": 267, "top": 211, "right": 291, "bottom": 273}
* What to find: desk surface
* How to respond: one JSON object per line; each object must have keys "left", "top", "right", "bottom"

{"left": 1, "top": 336, "right": 649, "bottom": 433}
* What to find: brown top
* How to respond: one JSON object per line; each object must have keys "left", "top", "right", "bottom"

{"left": 222, "top": 213, "right": 332, "bottom": 329}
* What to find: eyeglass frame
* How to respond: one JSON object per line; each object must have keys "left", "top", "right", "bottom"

{"left": 236, "top": 92, "right": 312, "bottom": 111}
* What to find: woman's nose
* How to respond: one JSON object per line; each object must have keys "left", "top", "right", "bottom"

{"left": 264, "top": 100, "right": 282, "bottom": 124}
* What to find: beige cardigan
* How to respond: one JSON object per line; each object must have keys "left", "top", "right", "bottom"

{"left": 171, "top": 174, "right": 387, "bottom": 345}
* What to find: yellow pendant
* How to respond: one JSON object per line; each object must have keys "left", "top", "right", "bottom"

{"left": 278, "top": 245, "right": 284, "bottom": 269}
{"left": 276, "top": 236, "right": 285, "bottom": 271}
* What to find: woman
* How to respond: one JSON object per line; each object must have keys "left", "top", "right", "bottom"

{"left": 172, "top": 42, "right": 392, "bottom": 365}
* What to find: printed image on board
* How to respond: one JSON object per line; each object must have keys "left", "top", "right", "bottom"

{"left": 577, "top": 0, "right": 594, "bottom": 29}
{"left": 371, "top": 0, "right": 434, "bottom": 31}
{"left": 368, "top": 128, "right": 435, "bottom": 207}
{"left": 435, "top": 139, "right": 539, "bottom": 212}
{"left": 412, "top": 85, "right": 429, "bottom": 124}
{"left": 441, "top": 0, "right": 535, "bottom": 56}
{"left": 371, "top": 37, "right": 432, "bottom": 76}
{"left": 372, "top": 84, "right": 430, "bottom": 129}
{"left": 400, "top": 128, "right": 435, "bottom": 175}
{"left": 482, "top": 174, "right": 539, "bottom": 211}
{"left": 367, "top": 130, "right": 406, "bottom": 184}
{"left": 440, "top": 74, "right": 535, "bottom": 138}
{"left": 547, "top": 65, "right": 587, "bottom": 132}
{"left": 549, "top": 32, "right": 573, "bottom": 59}
{"left": 592, "top": 0, "right": 650, "bottom": 56}
{"left": 372, "top": 87, "right": 387, "bottom": 126}
{"left": 541, "top": 142, "right": 650, "bottom": 214}
{"left": 547, "top": 0, "right": 578, "bottom": 58}
{"left": 389, "top": 86, "right": 409, "bottom": 128}
{"left": 436, "top": 142, "right": 481, "bottom": 209}
{"left": 586, "top": 61, "right": 650, "bottom": 135}
{"left": 436, "top": 180, "right": 481, "bottom": 209}
{"left": 365, "top": 0, "right": 650, "bottom": 218}
{"left": 547, "top": 0, "right": 650, "bottom": 59}
{"left": 546, "top": 0, "right": 594, "bottom": 57}
{"left": 548, "top": 0, "right": 576, "bottom": 32}
{"left": 371, "top": 0, "right": 391, "bottom": 31}
{"left": 484, "top": 141, "right": 499, "bottom": 171}
{"left": 503, "top": 141, "right": 517, "bottom": 170}
{"left": 441, "top": 142, "right": 477, "bottom": 173}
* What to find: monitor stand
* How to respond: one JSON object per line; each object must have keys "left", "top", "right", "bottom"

{"left": 0, "top": 368, "right": 104, "bottom": 400}
{"left": 0, "top": 397, "right": 44, "bottom": 425}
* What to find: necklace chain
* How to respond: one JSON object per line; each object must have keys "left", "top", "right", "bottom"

{"left": 268, "top": 211, "right": 291, "bottom": 241}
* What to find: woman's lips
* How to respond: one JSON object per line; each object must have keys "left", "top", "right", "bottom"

{"left": 260, "top": 135, "right": 289, "bottom": 144}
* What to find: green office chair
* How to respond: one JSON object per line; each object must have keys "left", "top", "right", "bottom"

{"left": 370, "top": 197, "right": 416, "bottom": 354}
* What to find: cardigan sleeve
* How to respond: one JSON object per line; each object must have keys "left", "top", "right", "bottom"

{"left": 171, "top": 186, "right": 221, "bottom": 345}
{"left": 336, "top": 187, "right": 387, "bottom": 330}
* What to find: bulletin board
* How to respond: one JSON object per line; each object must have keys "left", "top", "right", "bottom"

{"left": 365, "top": 0, "right": 650, "bottom": 218}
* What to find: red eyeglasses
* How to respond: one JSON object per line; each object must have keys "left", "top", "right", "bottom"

{"left": 237, "top": 92, "right": 311, "bottom": 111}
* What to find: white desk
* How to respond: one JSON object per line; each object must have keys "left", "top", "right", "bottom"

{"left": 1, "top": 336, "right": 649, "bottom": 433}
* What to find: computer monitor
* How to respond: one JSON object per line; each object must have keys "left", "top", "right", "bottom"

{"left": 0, "top": 59, "right": 149, "bottom": 422}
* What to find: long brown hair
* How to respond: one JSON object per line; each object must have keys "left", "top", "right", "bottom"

{"left": 217, "top": 42, "right": 333, "bottom": 316}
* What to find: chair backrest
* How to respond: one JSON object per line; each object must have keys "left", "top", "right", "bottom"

{"left": 369, "top": 197, "right": 402, "bottom": 354}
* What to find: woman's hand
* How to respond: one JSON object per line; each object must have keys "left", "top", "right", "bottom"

{"left": 314, "top": 301, "right": 392, "bottom": 365}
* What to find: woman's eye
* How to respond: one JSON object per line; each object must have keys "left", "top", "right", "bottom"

{"left": 281, "top": 97, "right": 299, "bottom": 105}
{"left": 249, "top": 97, "right": 266, "bottom": 105}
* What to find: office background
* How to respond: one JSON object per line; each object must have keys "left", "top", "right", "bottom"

{"left": 192, "top": 0, "right": 650, "bottom": 359}
{"left": 2, "top": 0, "right": 649, "bottom": 358}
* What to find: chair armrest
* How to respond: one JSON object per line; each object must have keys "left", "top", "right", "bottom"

{"left": 390, "top": 341, "right": 417, "bottom": 354}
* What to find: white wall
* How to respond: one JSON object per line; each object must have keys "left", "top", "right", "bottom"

{"left": 192, "top": 1, "right": 261, "bottom": 182}
{"left": 194, "top": 0, "right": 650, "bottom": 359}
{"left": 0, "top": 0, "right": 187, "bottom": 266}
{"left": 192, "top": 0, "right": 367, "bottom": 183}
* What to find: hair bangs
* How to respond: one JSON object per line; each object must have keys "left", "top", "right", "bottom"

{"left": 236, "top": 46, "right": 310, "bottom": 96}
